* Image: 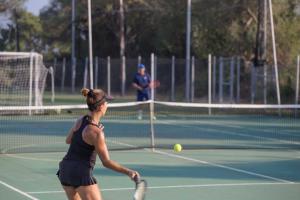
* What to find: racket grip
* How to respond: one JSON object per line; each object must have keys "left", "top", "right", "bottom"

{"left": 133, "top": 174, "right": 140, "bottom": 183}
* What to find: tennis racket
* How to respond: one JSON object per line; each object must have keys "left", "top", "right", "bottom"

{"left": 149, "top": 80, "right": 160, "bottom": 89}
{"left": 133, "top": 176, "right": 147, "bottom": 200}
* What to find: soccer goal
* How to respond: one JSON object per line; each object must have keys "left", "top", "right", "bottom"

{"left": 0, "top": 52, "right": 49, "bottom": 107}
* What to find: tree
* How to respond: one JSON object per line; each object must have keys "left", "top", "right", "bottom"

{"left": 0, "top": 0, "right": 43, "bottom": 52}
{"left": 38, "top": 0, "right": 300, "bottom": 65}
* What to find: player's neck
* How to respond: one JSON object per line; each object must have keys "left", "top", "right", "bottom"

{"left": 88, "top": 112, "right": 102, "bottom": 124}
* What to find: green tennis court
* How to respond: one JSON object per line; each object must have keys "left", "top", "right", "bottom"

{"left": 1, "top": 102, "right": 300, "bottom": 200}
{"left": 1, "top": 149, "right": 300, "bottom": 200}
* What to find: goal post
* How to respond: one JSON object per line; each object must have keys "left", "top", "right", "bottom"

{"left": 0, "top": 52, "right": 49, "bottom": 108}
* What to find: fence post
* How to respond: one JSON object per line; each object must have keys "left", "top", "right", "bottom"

{"left": 138, "top": 55, "right": 142, "bottom": 65}
{"left": 83, "top": 57, "right": 88, "bottom": 88}
{"left": 150, "top": 53, "right": 155, "bottom": 150}
{"left": 71, "top": 57, "right": 76, "bottom": 93}
{"left": 229, "top": 57, "right": 235, "bottom": 103}
{"left": 191, "top": 56, "right": 195, "bottom": 102}
{"left": 107, "top": 56, "right": 111, "bottom": 96}
{"left": 212, "top": 56, "right": 216, "bottom": 102}
{"left": 53, "top": 57, "right": 57, "bottom": 71}
{"left": 171, "top": 56, "right": 175, "bottom": 101}
{"left": 263, "top": 64, "right": 268, "bottom": 104}
{"left": 208, "top": 54, "right": 212, "bottom": 115}
{"left": 268, "top": 0, "right": 281, "bottom": 106}
{"left": 151, "top": 53, "right": 155, "bottom": 101}
{"left": 154, "top": 55, "right": 158, "bottom": 98}
{"left": 236, "top": 57, "right": 240, "bottom": 103}
{"left": 61, "top": 57, "right": 66, "bottom": 92}
{"left": 251, "top": 65, "right": 256, "bottom": 104}
{"left": 295, "top": 55, "right": 300, "bottom": 116}
{"left": 121, "top": 56, "right": 126, "bottom": 96}
{"left": 219, "top": 57, "right": 223, "bottom": 103}
{"left": 94, "top": 56, "right": 99, "bottom": 88}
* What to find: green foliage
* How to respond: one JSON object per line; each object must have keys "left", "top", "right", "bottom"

{"left": 17, "top": 10, "right": 43, "bottom": 51}
{"left": 0, "top": 1, "right": 42, "bottom": 52}
{"left": 1, "top": 0, "right": 300, "bottom": 64}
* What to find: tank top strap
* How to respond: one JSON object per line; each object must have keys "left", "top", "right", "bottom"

{"left": 85, "top": 116, "right": 103, "bottom": 130}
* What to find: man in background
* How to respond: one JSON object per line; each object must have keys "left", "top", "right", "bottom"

{"left": 132, "top": 64, "right": 151, "bottom": 120}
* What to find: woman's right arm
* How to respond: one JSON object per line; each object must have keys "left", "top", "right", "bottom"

{"left": 93, "top": 129, "right": 139, "bottom": 180}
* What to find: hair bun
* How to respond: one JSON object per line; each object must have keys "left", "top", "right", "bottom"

{"left": 81, "top": 88, "right": 90, "bottom": 97}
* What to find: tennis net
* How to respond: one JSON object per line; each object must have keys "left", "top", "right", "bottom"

{"left": 0, "top": 101, "right": 299, "bottom": 154}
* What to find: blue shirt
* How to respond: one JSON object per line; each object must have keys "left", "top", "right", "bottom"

{"left": 133, "top": 72, "right": 151, "bottom": 95}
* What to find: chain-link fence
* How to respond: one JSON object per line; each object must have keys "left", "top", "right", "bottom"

{"left": 44, "top": 55, "right": 299, "bottom": 104}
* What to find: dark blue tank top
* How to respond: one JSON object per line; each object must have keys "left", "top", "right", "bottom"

{"left": 63, "top": 116, "right": 99, "bottom": 167}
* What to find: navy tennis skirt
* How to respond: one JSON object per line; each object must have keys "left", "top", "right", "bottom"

{"left": 56, "top": 160, "right": 97, "bottom": 188}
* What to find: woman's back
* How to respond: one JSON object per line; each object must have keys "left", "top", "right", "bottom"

{"left": 63, "top": 115, "right": 97, "bottom": 167}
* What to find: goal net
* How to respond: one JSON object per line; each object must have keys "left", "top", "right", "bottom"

{"left": 0, "top": 52, "right": 49, "bottom": 107}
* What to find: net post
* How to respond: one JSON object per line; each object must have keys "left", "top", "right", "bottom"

{"left": 171, "top": 56, "right": 175, "bottom": 102}
{"left": 149, "top": 101, "right": 155, "bottom": 151}
{"left": 208, "top": 54, "right": 212, "bottom": 115}
{"left": 107, "top": 56, "right": 111, "bottom": 96}
{"left": 295, "top": 55, "right": 300, "bottom": 117}
{"left": 61, "top": 57, "right": 66, "bottom": 92}
{"left": 150, "top": 53, "right": 155, "bottom": 150}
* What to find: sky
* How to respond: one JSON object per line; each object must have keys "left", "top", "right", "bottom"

{"left": 25, "top": 0, "right": 50, "bottom": 16}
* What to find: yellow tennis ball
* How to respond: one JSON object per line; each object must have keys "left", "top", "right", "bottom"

{"left": 174, "top": 144, "right": 182, "bottom": 152}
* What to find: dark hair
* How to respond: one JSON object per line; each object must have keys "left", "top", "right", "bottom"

{"left": 81, "top": 88, "right": 107, "bottom": 111}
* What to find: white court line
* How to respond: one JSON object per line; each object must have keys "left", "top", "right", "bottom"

{"left": 154, "top": 150, "right": 294, "bottom": 184}
{"left": 26, "top": 182, "right": 298, "bottom": 194}
{"left": 0, "top": 180, "right": 39, "bottom": 200}
{"left": 0, "top": 142, "right": 65, "bottom": 154}
{"left": 3, "top": 153, "right": 158, "bottom": 165}
{"left": 4, "top": 154, "right": 60, "bottom": 162}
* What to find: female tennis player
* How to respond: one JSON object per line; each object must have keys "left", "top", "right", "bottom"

{"left": 57, "top": 88, "right": 140, "bottom": 200}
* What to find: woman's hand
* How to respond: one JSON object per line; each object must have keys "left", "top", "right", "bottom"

{"left": 128, "top": 170, "right": 140, "bottom": 182}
